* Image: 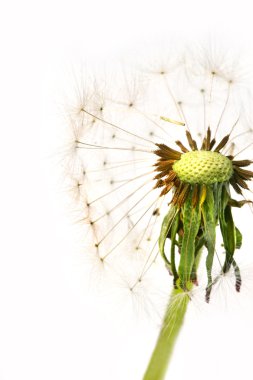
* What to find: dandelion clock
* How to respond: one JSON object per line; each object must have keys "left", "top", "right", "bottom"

{"left": 59, "top": 42, "right": 253, "bottom": 380}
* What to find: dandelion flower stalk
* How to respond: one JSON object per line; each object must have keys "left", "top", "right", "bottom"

{"left": 143, "top": 287, "right": 190, "bottom": 380}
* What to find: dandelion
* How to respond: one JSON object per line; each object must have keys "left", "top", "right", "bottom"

{"left": 60, "top": 43, "right": 253, "bottom": 380}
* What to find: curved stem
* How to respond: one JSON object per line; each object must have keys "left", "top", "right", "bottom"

{"left": 143, "top": 287, "right": 190, "bottom": 380}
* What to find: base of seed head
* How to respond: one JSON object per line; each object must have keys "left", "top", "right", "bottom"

{"left": 173, "top": 150, "right": 233, "bottom": 185}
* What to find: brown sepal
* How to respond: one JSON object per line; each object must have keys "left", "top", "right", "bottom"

{"left": 160, "top": 183, "right": 174, "bottom": 197}
{"left": 177, "top": 184, "right": 190, "bottom": 208}
{"left": 230, "top": 178, "right": 243, "bottom": 195}
{"left": 176, "top": 140, "right": 189, "bottom": 153}
{"left": 233, "top": 166, "right": 253, "bottom": 180}
{"left": 214, "top": 134, "right": 230, "bottom": 152}
{"left": 234, "top": 175, "right": 249, "bottom": 190}
{"left": 186, "top": 131, "right": 198, "bottom": 151}
{"left": 232, "top": 159, "right": 253, "bottom": 167}
{"left": 192, "top": 184, "right": 199, "bottom": 208}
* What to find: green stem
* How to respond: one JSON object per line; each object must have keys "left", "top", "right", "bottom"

{"left": 143, "top": 287, "right": 190, "bottom": 380}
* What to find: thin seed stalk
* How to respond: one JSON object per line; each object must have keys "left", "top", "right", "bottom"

{"left": 143, "top": 287, "right": 190, "bottom": 380}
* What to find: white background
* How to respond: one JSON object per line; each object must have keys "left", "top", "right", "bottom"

{"left": 1, "top": 1, "right": 253, "bottom": 379}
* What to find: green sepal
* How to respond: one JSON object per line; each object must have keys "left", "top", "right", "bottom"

{"left": 231, "top": 258, "right": 242, "bottom": 292}
{"left": 158, "top": 206, "right": 178, "bottom": 271}
{"left": 213, "top": 182, "right": 223, "bottom": 220}
{"left": 235, "top": 227, "right": 242, "bottom": 249}
{"left": 178, "top": 188, "right": 201, "bottom": 288}
{"left": 191, "top": 234, "right": 205, "bottom": 284}
{"left": 219, "top": 185, "right": 236, "bottom": 273}
{"left": 170, "top": 212, "right": 180, "bottom": 283}
{"left": 201, "top": 186, "right": 216, "bottom": 302}
{"left": 177, "top": 229, "right": 183, "bottom": 252}
{"left": 195, "top": 234, "right": 206, "bottom": 253}
{"left": 228, "top": 198, "right": 252, "bottom": 208}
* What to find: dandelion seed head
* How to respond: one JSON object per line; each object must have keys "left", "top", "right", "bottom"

{"left": 58, "top": 40, "right": 253, "bottom": 319}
